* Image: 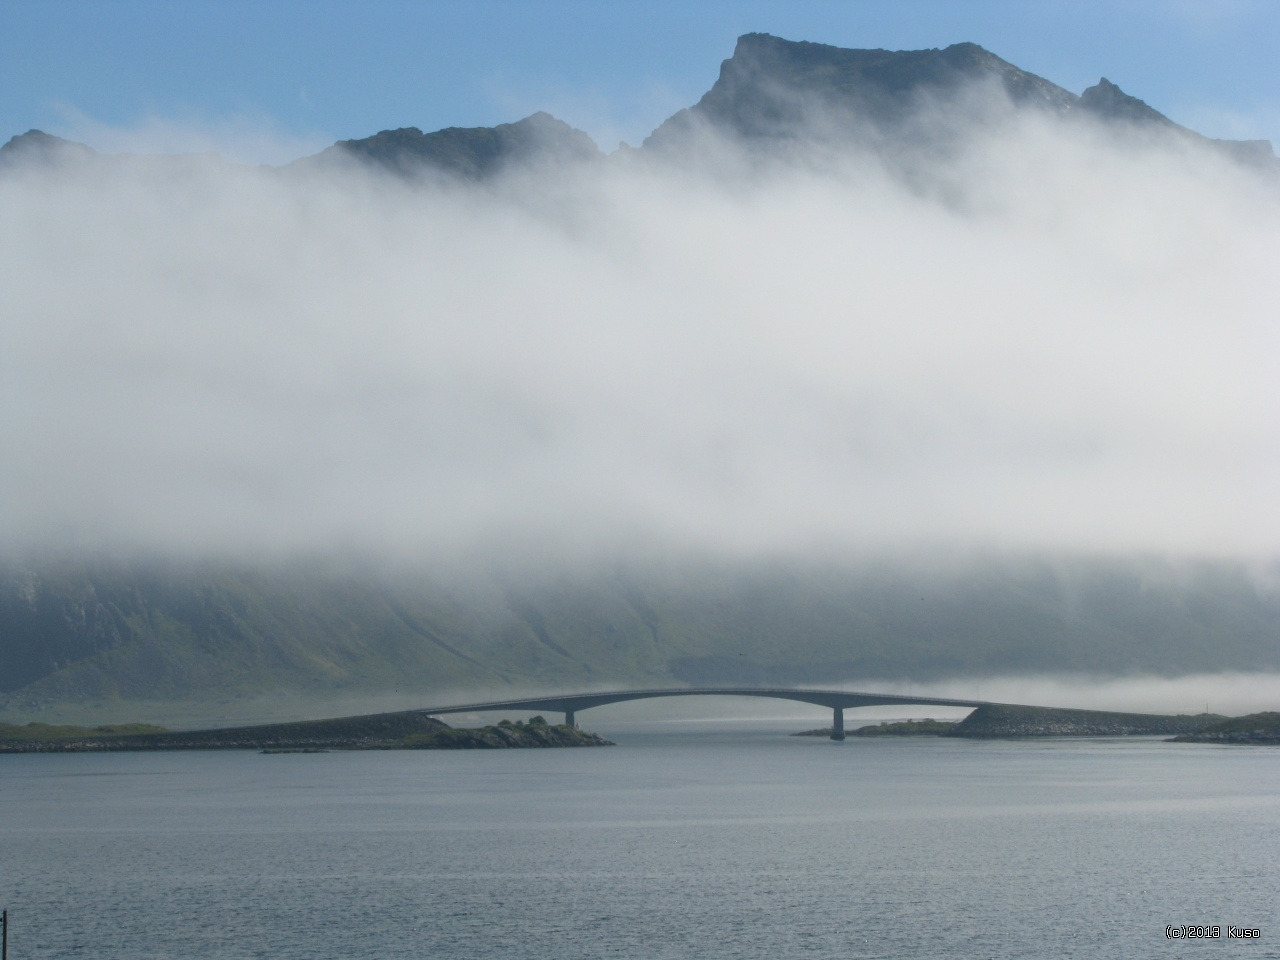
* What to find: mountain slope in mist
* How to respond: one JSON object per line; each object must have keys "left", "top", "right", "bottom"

{"left": 1, "top": 34, "right": 1277, "bottom": 722}
{"left": 2, "top": 557, "right": 1277, "bottom": 723}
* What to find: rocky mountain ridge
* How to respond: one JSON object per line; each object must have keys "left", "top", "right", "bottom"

{"left": 3, "top": 34, "right": 1273, "bottom": 177}
{"left": 297, "top": 110, "right": 600, "bottom": 180}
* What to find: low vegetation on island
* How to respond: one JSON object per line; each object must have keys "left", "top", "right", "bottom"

{"left": 852, "top": 719, "right": 960, "bottom": 736}
{"left": 401, "top": 716, "right": 614, "bottom": 749}
{"left": 0, "top": 712, "right": 612, "bottom": 752}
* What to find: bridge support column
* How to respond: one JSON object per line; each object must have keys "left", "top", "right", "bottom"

{"left": 565, "top": 709, "right": 576, "bottom": 728}
{"left": 831, "top": 707, "right": 845, "bottom": 741}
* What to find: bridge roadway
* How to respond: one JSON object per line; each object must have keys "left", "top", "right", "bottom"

{"left": 419, "top": 687, "right": 990, "bottom": 740}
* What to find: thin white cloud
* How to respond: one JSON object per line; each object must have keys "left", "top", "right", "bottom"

{"left": 1172, "top": 101, "right": 1280, "bottom": 145}
{"left": 48, "top": 104, "right": 332, "bottom": 166}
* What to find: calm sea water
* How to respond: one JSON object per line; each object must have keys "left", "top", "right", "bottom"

{"left": 1, "top": 720, "right": 1277, "bottom": 959}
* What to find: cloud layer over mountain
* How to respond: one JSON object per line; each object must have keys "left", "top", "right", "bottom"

{"left": 2, "top": 91, "right": 1277, "bottom": 565}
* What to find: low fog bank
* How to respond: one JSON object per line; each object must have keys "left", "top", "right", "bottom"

{"left": 868, "top": 672, "right": 1280, "bottom": 717}
{"left": 1, "top": 100, "right": 1278, "bottom": 569}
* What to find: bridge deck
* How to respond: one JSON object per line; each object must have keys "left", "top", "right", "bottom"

{"left": 418, "top": 686, "right": 988, "bottom": 718}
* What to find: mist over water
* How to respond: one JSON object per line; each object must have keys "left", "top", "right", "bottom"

{"left": 2, "top": 96, "right": 1277, "bottom": 568}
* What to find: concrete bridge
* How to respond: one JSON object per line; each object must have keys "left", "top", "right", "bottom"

{"left": 420, "top": 687, "right": 989, "bottom": 740}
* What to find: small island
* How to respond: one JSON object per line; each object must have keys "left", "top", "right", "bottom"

{"left": 794, "top": 718, "right": 960, "bottom": 737}
{"left": 0, "top": 712, "right": 612, "bottom": 752}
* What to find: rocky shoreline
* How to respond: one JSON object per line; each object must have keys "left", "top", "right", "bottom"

{"left": 0, "top": 711, "right": 613, "bottom": 752}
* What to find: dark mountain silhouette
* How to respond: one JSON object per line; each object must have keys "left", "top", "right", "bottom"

{"left": 299, "top": 111, "right": 600, "bottom": 180}
{"left": 2, "top": 34, "right": 1272, "bottom": 176}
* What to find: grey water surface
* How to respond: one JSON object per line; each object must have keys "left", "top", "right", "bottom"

{"left": 1, "top": 720, "right": 1277, "bottom": 959}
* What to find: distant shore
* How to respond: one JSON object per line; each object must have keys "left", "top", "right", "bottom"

{"left": 1169, "top": 712, "right": 1280, "bottom": 744}
{"left": 795, "top": 704, "right": 1237, "bottom": 740}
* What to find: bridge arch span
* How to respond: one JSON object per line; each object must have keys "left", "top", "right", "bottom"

{"left": 419, "top": 687, "right": 987, "bottom": 741}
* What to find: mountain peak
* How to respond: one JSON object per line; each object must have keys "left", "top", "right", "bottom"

{"left": 645, "top": 33, "right": 1077, "bottom": 150}
{"left": 0, "top": 129, "right": 96, "bottom": 168}
{"left": 1075, "top": 76, "right": 1274, "bottom": 164}
{"left": 1079, "top": 77, "right": 1175, "bottom": 128}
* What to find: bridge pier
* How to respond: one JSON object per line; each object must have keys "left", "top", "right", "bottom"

{"left": 564, "top": 709, "right": 576, "bottom": 728}
{"left": 831, "top": 707, "right": 845, "bottom": 741}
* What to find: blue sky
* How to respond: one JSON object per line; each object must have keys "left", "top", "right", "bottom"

{"left": 3, "top": 1, "right": 1279, "bottom": 160}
